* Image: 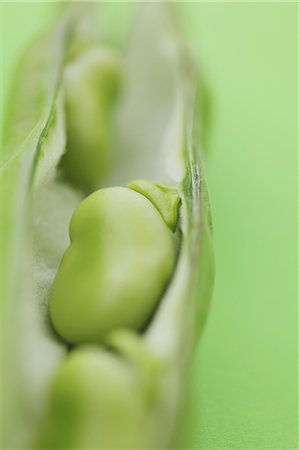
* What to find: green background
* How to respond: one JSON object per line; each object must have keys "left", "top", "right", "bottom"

{"left": 1, "top": 2, "right": 297, "bottom": 449}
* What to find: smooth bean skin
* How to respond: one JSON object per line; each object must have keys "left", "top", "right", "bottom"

{"left": 62, "top": 48, "right": 120, "bottom": 191}
{"left": 49, "top": 187, "right": 176, "bottom": 344}
{"left": 35, "top": 347, "right": 146, "bottom": 449}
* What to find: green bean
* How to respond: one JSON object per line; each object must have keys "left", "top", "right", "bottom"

{"left": 50, "top": 185, "right": 177, "bottom": 344}
{"left": 62, "top": 48, "right": 120, "bottom": 191}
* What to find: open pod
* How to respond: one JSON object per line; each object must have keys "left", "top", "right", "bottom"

{"left": 1, "top": 3, "right": 215, "bottom": 449}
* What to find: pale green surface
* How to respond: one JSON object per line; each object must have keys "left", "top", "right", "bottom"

{"left": 1, "top": 2, "right": 297, "bottom": 449}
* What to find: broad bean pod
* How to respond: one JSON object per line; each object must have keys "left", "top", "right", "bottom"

{"left": 1, "top": 3, "right": 214, "bottom": 449}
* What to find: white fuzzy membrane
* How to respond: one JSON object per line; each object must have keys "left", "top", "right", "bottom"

{"left": 107, "top": 5, "right": 185, "bottom": 187}
{"left": 32, "top": 178, "right": 82, "bottom": 317}
{"left": 11, "top": 179, "right": 83, "bottom": 447}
